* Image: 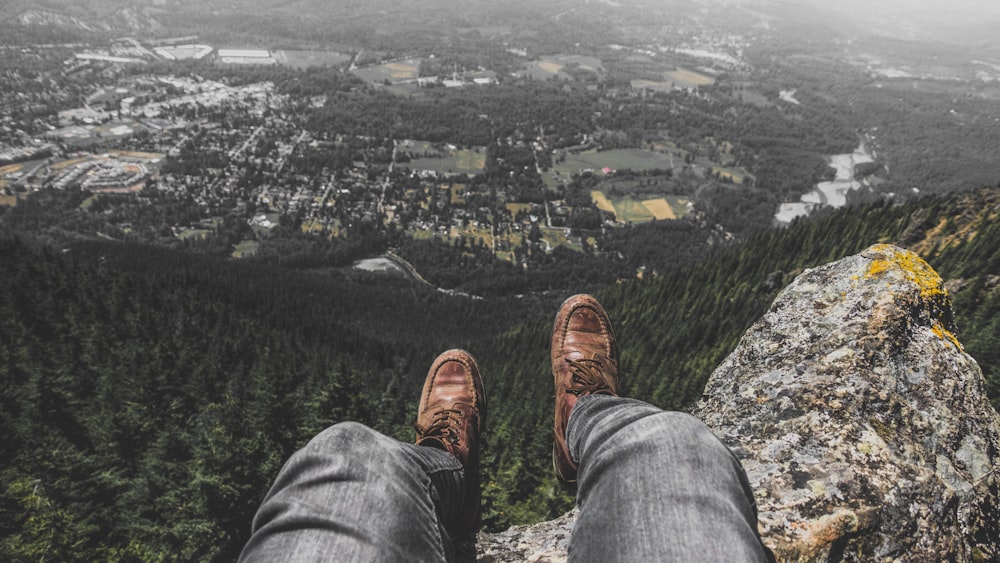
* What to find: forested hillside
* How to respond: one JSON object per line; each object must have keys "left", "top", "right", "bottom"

{"left": 0, "top": 234, "right": 542, "bottom": 560}
{"left": 3, "top": 188, "right": 1000, "bottom": 560}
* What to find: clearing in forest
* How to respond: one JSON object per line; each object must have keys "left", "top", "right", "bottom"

{"left": 667, "top": 68, "right": 714, "bottom": 87}
{"left": 591, "top": 191, "right": 685, "bottom": 223}
{"left": 539, "top": 62, "right": 564, "bottom": 73}
{"left": 385, "top": 62, "right": 419, "bottom": 79}
{"left": 642, "top": 198, "right": 676, "bottom": 220}
{"left": 407, "top": 148, "right": 486, "bottom": 174}
{"left": 556, "top": 148, "right": 674, "bottom": 176}
{"left": 231, "top": 240, "right": 259, "bottom": 258}
{"left": 353, "top": 59, "right": 421, "bottom": 83}
{"left": 614, "top": 197, "right": 655, "bottom": 223}
{"left": 522, "top": 54, "right": 606, "bottom": 81}
{"left": 591, "top": 190, "right": 616, "bottom": 214}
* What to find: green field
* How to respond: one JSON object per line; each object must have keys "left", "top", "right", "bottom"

{"left": 591, "top": 191, "right": 690, "bottom": 223}
{"left": 231, "top": 240, "right": 259, "bottom": 258}
{"left": 406, "top": 148, "right": 486, "bottom": 174}
{"left": 352, "top": 59, "right": 421, "bottom": 84}
{"left": 666, "top": 68, "right": 715, "bottom": 87}
{"left": 179, "top": 229, "right": 211, "bottom": 240}
{"left": 521, "top": 54, "right": 606, "bottom": 81}
{"left": 540, "top": 227, "right": 580, "bottom": 251}
{"left": 555, "top": 148, "right": 675, "bottom": 175}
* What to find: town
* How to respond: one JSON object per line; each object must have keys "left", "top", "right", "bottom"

{"left": 1, "top": 35, "right": 761, "bottom": 265}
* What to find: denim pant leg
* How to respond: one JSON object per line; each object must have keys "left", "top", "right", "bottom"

{"left": 566, "top": 395, "right": 770, "bottom": 562}
{"left": 239, "top": 421, "right": 467, "bottom": 562}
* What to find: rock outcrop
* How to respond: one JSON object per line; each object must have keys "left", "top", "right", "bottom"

{"left": 478, "top": 244, "right": 1000, "bottom": 562}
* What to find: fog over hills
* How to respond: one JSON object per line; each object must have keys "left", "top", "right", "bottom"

{"left": 6, "top": 0, "right": 1000, "bottom": 46}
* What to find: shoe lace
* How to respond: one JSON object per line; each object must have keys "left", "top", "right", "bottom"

{"left": 415, "top": 408, "right": 464, "bottom": 445}
{"left": 565, "top": 355, "right": 617, "bottom": 396}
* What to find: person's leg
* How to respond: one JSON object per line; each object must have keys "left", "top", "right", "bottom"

{"left": 566, "top": 395, "right": 770, "bottom": 562}
{"left": 239, "top": 421, "right": 466, "bottom": 562}
{"left": 240, "top": 349, "right": 486, "bottom": 562}
{"left": 549, "top": 294, "right": 770, "bottom": 562}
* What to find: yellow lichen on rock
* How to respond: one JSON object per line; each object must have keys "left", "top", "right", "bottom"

{"left": 864, "top": 244, "right": 948, "bottom": 301}
{"left": 932, "top": 322, "right": 964, "bottom": 351}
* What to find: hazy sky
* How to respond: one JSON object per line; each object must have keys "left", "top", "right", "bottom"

{"left": 797, "top": 0, "right": 1000, "bottom": 24}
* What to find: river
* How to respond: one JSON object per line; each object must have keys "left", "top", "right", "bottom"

{"left": 775, "top": 143, "right": 875, "bottom": 224}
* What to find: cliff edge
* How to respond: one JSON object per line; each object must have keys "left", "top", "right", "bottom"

{"left": 478, "top": 244, "right": 1000, "bottom": 562}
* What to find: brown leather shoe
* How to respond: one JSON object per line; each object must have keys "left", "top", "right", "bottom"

{"left": 415, "top": 349, "right": 486, "bottom": 549}
{"left": 551, "top": 294, "right": 620, "bottom": 486}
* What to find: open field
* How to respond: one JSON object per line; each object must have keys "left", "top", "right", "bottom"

{"left": 179, "top": 229, "right": 210, "bottom": 240}
{"left": 407, "top": 148, "right": 486, "bottom": 174}
{"left": 539, "top": 61, "right": 563, "bottom": 73}
{"left": 591, "top": 190, "right": 616, "bottom": 213}
{"left": 521, "top": 54, "right": 606, "bottom": 81}
{"left": 540, "top": 227, "right": 580, "bottom": 251}
{"left": 353, "top": 59, "right": 420, "bottom": 83}
{"left": 108, "top": 150, "right": 165, "bottom": 160}
{"left": 614, "top": 197, "right": 655, "bottom": 222}
{"left": 631, "top": 67, "right": 714, "bottom": 92}
{"left": 667, "top": 68, "right": 715, "bottom": 87}
{"left": 641, "top": 198, "right": 677, "bottom": 220}
{"left": 275, "top": 50, "right": 351, "bottom": 69}
{"left": 591, "top": 191, "right": 687, "bottom": 222}
{"left": 0, "top": 193, "right": 21, "bottom": 206}
{"left": 556, "top": 148, "right": 675, "bottom": 175}
{"left": 231, "top": 240, "right": 259, "bottom": 258}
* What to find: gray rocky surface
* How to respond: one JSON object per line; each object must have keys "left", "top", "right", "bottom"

{"left": 698, "top": 244, "right": 1000, "bottom": 561}
{"left": 478, "top": 244, "right": 1000, "bottom": 562}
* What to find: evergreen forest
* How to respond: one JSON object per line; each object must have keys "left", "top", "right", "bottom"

{"left": 3, "top": 188, "right": 1000, "bottom": 560}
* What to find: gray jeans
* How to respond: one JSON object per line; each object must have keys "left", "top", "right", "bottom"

{"left": 240, "top": 395, "right": 771, "bottom": 562}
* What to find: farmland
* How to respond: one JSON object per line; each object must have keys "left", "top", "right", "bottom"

{"left": 591, "top": 190, "right": 690, "bottom": 223}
